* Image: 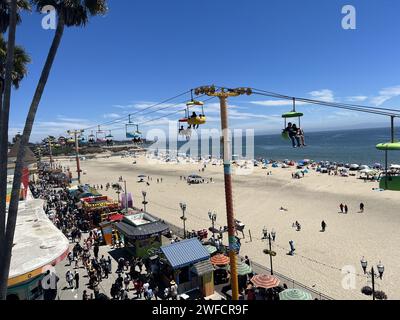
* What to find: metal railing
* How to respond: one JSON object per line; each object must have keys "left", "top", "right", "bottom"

{"left": 163, "top": 220, "right": 334, "bottom": 300}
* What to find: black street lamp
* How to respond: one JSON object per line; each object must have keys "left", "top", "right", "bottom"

{"left": 208, "top": 210, "right": 217, "bottom": 239}
{"left": 180, "top": 202, "right": 187, "bottom": 239}
{"left": 142, "top": 191, "right": 148, "bottom": 212}
{"left": 360, "top": 257, "right": 385, "bottom": 300}
{"left": 262, "top": 227, "right": 274, "bottom": 275}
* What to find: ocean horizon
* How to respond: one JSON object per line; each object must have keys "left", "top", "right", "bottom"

{"left": 152, "top": 126, "right": 400, "bottom": 165}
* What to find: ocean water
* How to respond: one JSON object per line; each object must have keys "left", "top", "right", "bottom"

{"left": 253, "top": 127, "right": 400, "bottom": 165}
{"left": 156, "top": 127, "right": 400, "bottom": 165}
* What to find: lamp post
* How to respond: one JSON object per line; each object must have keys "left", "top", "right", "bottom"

{"left": 67, "top": 129, "right": 84, "bottom": 184}
{"left": 262, "top": 227, "right": 274, "bottom": 275}
{"left": 180, "top": 202, "right": 187, "bottom": 239}
{"left": 208, "top": 210, "right": 217, "bottom": 239}
{"left": 124, "top": 180, "right": 129, "bottom": 214}
{"left": 142, "top": 191, "right": 148, "bottom": 212}
{"left": 360, "top": 257, "right": 385, "bottom": 300}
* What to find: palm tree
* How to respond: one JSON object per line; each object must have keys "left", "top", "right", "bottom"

{"left": 0, "top": 0, "right": 30, "bottom": 246}
{"left": 0, "top": 0, "right": 108, "bottom": 300}
{"left": 0, "top": 0, "right": 30, "bottom": 33}
{"left": 0, "top": 34, "right": 30, "bottom": 240}
{"left": 0, "top": 0, "right": 31, "bottom": 301}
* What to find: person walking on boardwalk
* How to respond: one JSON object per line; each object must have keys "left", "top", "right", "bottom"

{"left": 340, "top": 203, "right": 344, "bottom": 213}
{"left": 74, "top": 270, "right": 80, "bottom": 289}
{"left": 66, "top": 270, "right": 74, "bottom": 289}
{"left": 360, "top": 203, "right": 365, "bottom": 213}
{"left": 344, "top": 205, "right": 349, "bottom": 214}
{"left": 93, "top": 243, "right": 99, "bottom": 259}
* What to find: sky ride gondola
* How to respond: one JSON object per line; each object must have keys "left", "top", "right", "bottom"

{"left": 126, "top": 115, "right": 142, "bottom": 141}
{"left": 376, "top": 116, "right": 400, "bottom": 191}
{"left": 282, "top": 98, "right": 303, "bottom": 140}
{"left": 88, "top": 131, "right": 96, "bottom": 144}
{"left": 178, "top": 109, "right": 192, "bottom": 140}
{"left": 106, "top": 130, "right": 114, "bottom": 146}
{"left": 96, "top": 125, "right": 106, "bottom": 143}
{"left": 187, "top": 99, "right": 206, "bottom": 127}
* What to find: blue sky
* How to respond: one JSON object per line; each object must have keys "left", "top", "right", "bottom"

{"left": 8, "top": 0, "right": 400, "bottom": 142}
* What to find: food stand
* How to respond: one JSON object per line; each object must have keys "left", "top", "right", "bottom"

{"left": 160, "top": 238, "right": 214, "bottom": 297}
{"left": 81, "top": 196, "right": 119, "bottom": 227}
{"left": 114, "top": 212, "right": 170, "bottom": 258}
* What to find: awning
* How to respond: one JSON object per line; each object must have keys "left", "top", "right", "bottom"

{"left": 161, "top": 238, "right": 210, "bottom": 269}
{"left": 191, "top": 260, "right": 214, "bottom": 276}
{"left": 115, "top": 220, "right": 169, "bottom": 240}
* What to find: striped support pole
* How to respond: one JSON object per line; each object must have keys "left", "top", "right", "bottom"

{"left": 219, "top": 95, "right": 239, "bottom": 301}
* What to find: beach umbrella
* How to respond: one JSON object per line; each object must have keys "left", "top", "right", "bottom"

{"left": 210, "top": 254, "right": 230, "bottom": 266}
{"left": 250, "top": 274, "right": 280, "bottom": 289}
{"left": 204, "top": 245, "right": 217, "bottom": 255}
{"left": 222, "top": 262, "right": 252, "bottom": 276}
{"left": 138, "top": 174, "right": 147, "bottom": 178}
{"left": 279, "top": 289, "right": 313, "bottom": 301}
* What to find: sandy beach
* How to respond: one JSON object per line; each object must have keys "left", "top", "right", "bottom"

{"left": 55, "top": 153, "right": 400, "bottom": 300}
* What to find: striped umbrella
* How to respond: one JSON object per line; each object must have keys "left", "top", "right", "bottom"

{"left": 222, "top": 262, "right": 253, "bottom": 276}
{"left": 204, "top": 245, "right": 217, "bottom": 255}
{"left": 279, "top": 289, "right": 313, "bottom": 301}
{"left": 250, "top": 274, "right": 280, "bottom": 289}
{"left": 210, "top": 254, "right": 230, "bottom": 266}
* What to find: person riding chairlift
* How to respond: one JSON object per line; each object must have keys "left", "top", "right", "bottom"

{"left": 190, "top": 112, "right": 200, "bottom": 129}
{"left": 296, "top": 126, "right": 306, "bottom": 147}
{"left": 284, "top": 123, "right": 306, "bottom": 148}
{"left": 284, "top": 122, "right": 300, "bottom": 148}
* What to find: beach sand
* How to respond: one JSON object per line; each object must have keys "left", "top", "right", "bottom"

{"left": 56, "top": 154, "right": 400, "bottom": 300}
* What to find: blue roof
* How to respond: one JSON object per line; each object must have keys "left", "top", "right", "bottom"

{"left": 161, "top": 238, "right": 210, "bottom": 269}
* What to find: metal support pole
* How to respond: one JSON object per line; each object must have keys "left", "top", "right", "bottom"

{"left": 182, "top": 208, "right": 186, "bottom": 239}
{"left": 219, "top": 95, "right": 239, "bottom": 301}
{"left": 391, "top": 116, "right": 395, "bottom": 143}
{"left": 48, "top": 139, "right": 54, "bottom": 169}
{"left": 124, "top": 180, "right": 128, "bottom": 214}
{"left": 268, "top": 234, "right": 274, "bottom": 275}
{"left": 371, "top": 267, "right": 375, "bottom": 301}
{"left": 74, "top": 132, "right": 81, "bottom": 184}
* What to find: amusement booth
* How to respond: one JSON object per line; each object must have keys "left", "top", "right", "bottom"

{"left": 80, "top": 196, "right": 119, "bottom": 227}
{"left": 160, "top": 238, "right": 214, "bottom": 297}
{"left": 114, "top": 212, "right": 170, "bottom": 258}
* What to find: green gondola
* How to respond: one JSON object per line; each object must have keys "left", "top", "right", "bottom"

{"left": 376, "top": 117, "right": 400, "bottom": 191}
{"left": 376, "top": 142, "right": 400, "bottom": 151}
{"left": 282, "top": 98, "right": 304, "bottom": 141}
{"left": 282, "top": 111, "right": 304, "bottom": 119}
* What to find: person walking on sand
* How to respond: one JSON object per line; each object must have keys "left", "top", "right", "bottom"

{"left": 344, "top": 205, "right": 349, "bottom": 214}
{"left": 339, "top": 203, "right": 344, "bottom": 213}
{"left": 289, "top": 240, "right": 295, "bottom": 256}
{"left": 360, "top": 203, "right": 365, "bottom": 213}
{"left": 321, "top": 221, "right": 327, "bottom": 232}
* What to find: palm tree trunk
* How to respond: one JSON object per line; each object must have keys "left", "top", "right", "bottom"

{"left": 0, "top": 11, "right": 65, "bottom": 300}
{"left": 0, "top": 0, "right": 17, "bottom": 299}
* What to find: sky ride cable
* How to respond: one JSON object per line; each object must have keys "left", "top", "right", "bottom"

{"left": 81, "top": 89, "right": 193, "bottom": 131}
{"left": 251, "top": 89, "right": 400, "bottom": 118}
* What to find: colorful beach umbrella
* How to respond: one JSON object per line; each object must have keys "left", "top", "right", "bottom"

{"left": 250, "top": 274, "right": 280, "bottom": 289}
{"left": 204, "top": 245, "right": 217, "bottom": 255}
{"left": 210, "top": 254, "right": 230, "bottom": 266}
{"left": 279, "top": 289, "right": 313, "bottom": 301}
{"left": 226, "top": 262, "right": 252, "bottom": 276}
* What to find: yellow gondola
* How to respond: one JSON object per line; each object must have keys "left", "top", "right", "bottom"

{"left": 186, "top": 100, "right": 206, "bottom": 126}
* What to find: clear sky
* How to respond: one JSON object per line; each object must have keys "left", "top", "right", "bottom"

{"left": 8, "top": 0, "right": 400, "bottom": 142}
